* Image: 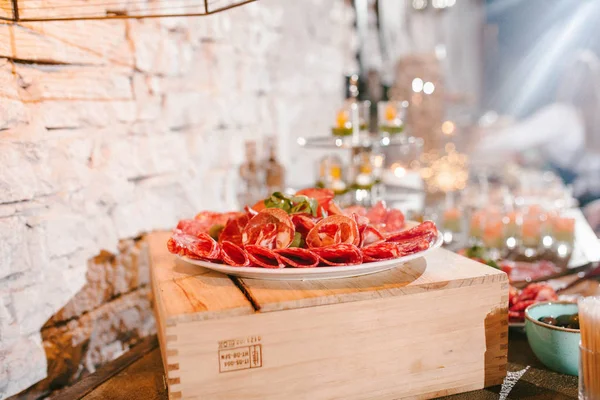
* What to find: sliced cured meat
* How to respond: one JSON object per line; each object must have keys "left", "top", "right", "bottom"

{"left": 360, "top": 225, "right": 385, "bottom": 247}
{"left": 242, "top": 209, "right": 295, "bottom": 249}
{"left": 395, "top": 237, "right": 431, "bottom": 255}
{"left": 343, "top": 205, "right": 368, "bottom": 218}
{"left": 296, "top": 188, "right": 335, "bottom": 202}
{"left": 167, "top": 230, "right": 221, "bottom": 260}
{"left": 296, "top": 188, "right": 336, "bottom": 217}
{"left": 508, "top": 283, "right": 558, "bottom": 322}
{"left": 305, "top": 215, "right": 360, "bottom": 248}
{"left": 244, "top": 205, "right": 259, "bottom": 218}
{"left": 366, "top": 201, "right": 388, "bottom": 224}
{"left": 219, "top": 214, "right": 250, "bottom": 246}
{"left": 245, "top": 245, "right": 285, "bottom": 269}
{"left": 177, "top": 219, "right": 210, "bottom": 237}
{"left": 275, "top": 248, "right": 320, "bottom": 268}
{"left": 221, "top": 241, "right": 250, "bottom": 267}
{"left": 324, "top": 200, "right": 344, "bottom": 216}
{"left": 361, "top": 242, "right": 404, "bottom": 262}
{"left": 362, "top": 237, "right": 430, "bottom": 262}
{"left": 385, "top": 221, "right": 437, "bottom": 243}
{"left": 311, "top": 243, "right": 363, "bottom": 266}
{"left": 384, "top": 209, "right": 405, "bottom": 233}
{"left": 499, "top": 260, "right": 560, "bottom": 284}
{"left": 193, "top": 211, "right": 223, "bottom": 224}
{"left": 291, "top": 213, "right": 317, "bottom": 237}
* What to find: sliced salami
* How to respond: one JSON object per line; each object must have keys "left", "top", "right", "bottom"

{"left": 245, "top": 245, "right": 285, "bottom": 269}
{"left": 306, "top": 215, "right": 360, "bottom": 248}
{"left": 366, "top": 201, "right": 387, "bottom": 224}
{"left": 291, "top": 213, "right": 317, "bottom": 237}
{"left": 168, "top": 230, "right": 221, "bottom": 260}
{"left": 195, "top": 211, "right": 242, "bottom": 227}
{"left": 221, "top": 241, "right": 250, "bottom": 267}
{"left": 242, "top": 209, "right": 295, "bottom": 249}
{"left": 360, "top": 225, "right": 385, "bottom": 248}
{"left": 275, "top": 248, "right": 320, "bottom": 268}
{"left": 384, "top": 209, "right": 405, "bottom": 233}
{"left": 385, "top": 221, "right": 437, "bottom": 243}
{"left": 395, "top": 237, "right": 431, "bottom": 255}
{"left": 361, "top": 242, "right": 404, "bottom": 262}
{"left": 343, "top": 205, "right": 368, "bottom": 218}
{"left": 176, "top": 219, "right": 210, "bottom": 237}
{"left": 219, "top": 214, "right": 250, "bottom": 247}
{"left": 310, "top": 243, "right": 363, "bottom": 266}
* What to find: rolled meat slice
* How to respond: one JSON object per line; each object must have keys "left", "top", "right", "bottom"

{"left": 384, "top": 209, "right": 405, "bottom": 233}
{"left": 195, "top": 211, "right": 243, "bottom": 227}
{"left": 360, "top": 225, "right": 385, "bottom": 248}
{"left": 176, "top": 219, "right": 210, "bottom": 237}
{"left": 219, "top": 214, "right": 250, "bottom": 247}
{"left": 385, "top": 221, "right": 437, "bottom": 243}
{"left": 245, "top": 245, "right": 285, "bottom": 269}
{"left": 305, "top": 215, "right": 360, "bottom": 248}
{"left": 310, "top": 243, "right": 363, "bottom": 266}
{"left": 167, "top": 230, "right": 221, "bottom": 261}
{"left": 343, "top": 205, "right": 368, "bottom": 218}
{"left": 221, "top": 241, "right": 250, "bottom": 267}
{"left": 275, "top": 247, "right": 320, "bottom": 268}
{"left": 291, "top": 213, "right": 317, "bottom": 237}
{"left": 242, "top": 208, "right": 295, "bottom": 249}
{"left": 395, "top": 236, "right": 432, "bottom": 255}
{"left": 361, "top": 242, "right": 404, "bottom": 262}
{"left": 366, "top": 201, "right": 387, "bottom": 225}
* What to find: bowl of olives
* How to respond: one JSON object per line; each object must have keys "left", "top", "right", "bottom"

{"left": 524, "top": 301, "right": 580, "bottom": 376}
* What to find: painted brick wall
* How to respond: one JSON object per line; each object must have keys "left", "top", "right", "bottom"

{"left": 0, "top": 1, "right": 356, "bottom": 397}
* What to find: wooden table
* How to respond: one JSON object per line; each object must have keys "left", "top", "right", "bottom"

{"left": 53, "top": 330, "right": 578, "bottom": 400}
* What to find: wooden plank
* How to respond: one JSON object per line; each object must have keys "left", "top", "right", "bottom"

{"left": 0, "top": 0, "right": 12, "bottom": 20}
{"left": 147, "top": 231, "right": 254, "bottom": 326}
{"left": 169, "top": 281, "right": 506, "bottom": 399}
{"left": 238, "top": 248, "right": 507, "bottom": 312}
{"left": 52, "top": 336, "right": 159, "bottom": 400}
{"left": 80, "top": 338, "right": 167, "bottom": 400}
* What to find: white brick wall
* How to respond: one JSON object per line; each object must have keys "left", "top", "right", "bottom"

{"left": 0, "top": 1, "right": 356, "bottom": 397}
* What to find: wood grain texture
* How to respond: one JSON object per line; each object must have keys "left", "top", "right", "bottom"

{"left": 170, "top": 281, "right": 506, "bottom": 400}
{"left": 148, "top": 231, "right": 508, "bottom": 400}
{"left": 238, "top": 248, "right": 507, "bottom": 313}
{"left": 147, "top": 231, "right": 254, "bottom": 326}
{"left": 0, "top": 0, "right": 12, "bottom": 20}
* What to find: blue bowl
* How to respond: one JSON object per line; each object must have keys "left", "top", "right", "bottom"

{"left": 524, "top": 301, "right": 580, "bottom": 376}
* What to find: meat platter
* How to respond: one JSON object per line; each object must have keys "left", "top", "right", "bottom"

{"left": 167, "top": 188, "right": 442, "bottom": 280}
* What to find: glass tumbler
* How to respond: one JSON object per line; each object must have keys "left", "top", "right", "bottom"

{"left": 579, "top": 345, "right": 600, "bottom": 400}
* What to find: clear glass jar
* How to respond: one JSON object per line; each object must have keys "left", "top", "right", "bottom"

{"left": 331, "top": 100, "right": 370, "bottom": 137}
{"left": 377, "top": 100, "right": 408, "bottom": 136}
{"left": 579, "top": 344, "right": 600, "bottom": 400}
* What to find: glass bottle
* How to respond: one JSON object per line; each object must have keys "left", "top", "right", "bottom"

{"left": 263, "top": 136, "right": 285, "bottom": 195}
{"left": 238, "top": 140, "right": 263, "bottom": 207}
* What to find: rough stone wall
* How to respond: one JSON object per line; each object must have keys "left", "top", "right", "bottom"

{"left": 0, "top": 2, "right": 356, "bottom": 398}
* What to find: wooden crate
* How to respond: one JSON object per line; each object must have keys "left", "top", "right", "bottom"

{"left": 148, "top": 232, "right": 508, "bottom": 400}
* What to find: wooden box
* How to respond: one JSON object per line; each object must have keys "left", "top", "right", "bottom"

{"left": 148, "top": 232, "right": 508, "bottom": 400}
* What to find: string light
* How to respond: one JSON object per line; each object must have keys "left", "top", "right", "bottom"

{"left": 412, "top": 0, "right": 428, "bottom": 11}
{"left": 423, "top": 81, "right": 435, "bottom": 94}
{"left": 412, "top": 78, "right": 424, "bottom": 92}
{"left": 420, "top": 146, "right": 469, "bottom": 193}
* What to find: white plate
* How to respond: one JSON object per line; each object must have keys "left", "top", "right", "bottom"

{"left": 179, "top": 233, "right": 443, "bottom": 281}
